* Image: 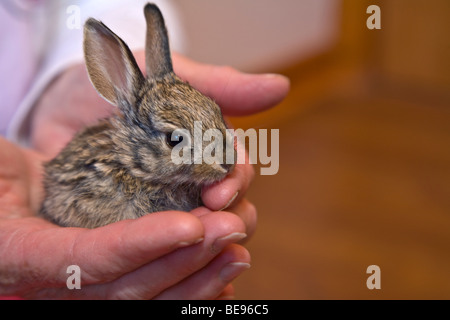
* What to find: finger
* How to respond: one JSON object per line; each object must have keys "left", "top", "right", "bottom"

{"left": 201, "top": 162, "right": 253, "bottom": 211}
{"left": 202, "top": 142, "right": 255, "bottom": 211}
{"left": 0, "top": 212, "right": 203, "bottom": 297}
{"left": 215, "top": 283, "right": 235, "bottom": 300}
{"left": 172, "top": 53, "right": 290, "bottom": 116}
{"left": 191, "top": 197, "right": 257, "bottom": 241}
{"left": 154, "top": 244, "right": 250, "bottom": 300}
{"left": 65, "top": 211, "right": 247, "bottom": 299}
{"left": 225, "top": 198, "right": 258, "bottom": 242}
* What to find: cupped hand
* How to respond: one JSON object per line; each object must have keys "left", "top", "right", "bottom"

{"left": 0, "top": 137, "right": 250, "bottom": 299}
{"left": 17, "top": 52, "right": 289, "bottom": 299}
{"left": 30, "top": 51, "right": 289, "bottom": 234}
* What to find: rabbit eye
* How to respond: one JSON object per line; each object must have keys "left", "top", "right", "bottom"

{"left": 166, "top": 132, "right": 184, "bottom": 148}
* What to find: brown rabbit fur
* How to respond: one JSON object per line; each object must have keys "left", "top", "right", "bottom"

{"left": 39, "top": 3, "right": 235, "bottom": 228}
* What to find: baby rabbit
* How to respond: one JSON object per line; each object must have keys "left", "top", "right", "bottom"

{"left": 40, "top": 3, "right": 235, "bottom": 228}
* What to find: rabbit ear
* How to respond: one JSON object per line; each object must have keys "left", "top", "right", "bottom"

{"left": 83, "top": 18, "right": 145, "bottom": 106}
{"left": 144, "top": 3, "right": 173, "bottom": 79}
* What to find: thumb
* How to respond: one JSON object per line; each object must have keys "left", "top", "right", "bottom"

{"left": 0, "top": 212, "right": 203, "bottom": 297}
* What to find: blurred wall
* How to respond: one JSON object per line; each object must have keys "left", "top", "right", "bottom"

{"left": 173, "top": 0, "right": 341, "bottom": 72}
{"left": 376, "top": 0, "right": 450, "bottom": 92}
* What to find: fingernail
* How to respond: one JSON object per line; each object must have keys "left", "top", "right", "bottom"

{"left": 176, "top": 237, "right": 204, "bottom": 248}
{"left": 264, "top": 73, "right": 290, "bottom": 81}
{"left": 211, "top": 232, "right": 247, "bottom": 254}
{"left": 219, "top": 191, "right": 239, "bottom": 211}
{"left": 220, "top": 262, "right": 251, "bottom": 283}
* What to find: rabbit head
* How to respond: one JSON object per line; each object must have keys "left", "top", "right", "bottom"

{"left": 83, "top": 3, "right": 235, "bottom": 188}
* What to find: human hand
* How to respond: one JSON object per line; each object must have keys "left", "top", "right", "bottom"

{"left": 22, "top": 52, "right": 289, "bottom": 298}
{"left": 30, "top": 51, "right": 290, "bottom": 237}
{"left": 0, "top": 137, "right": 251, "bottom": 299}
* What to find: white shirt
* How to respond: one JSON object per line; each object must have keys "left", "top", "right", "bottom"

{"left": 0, "top": 0, "right": 184, "bottom": 145}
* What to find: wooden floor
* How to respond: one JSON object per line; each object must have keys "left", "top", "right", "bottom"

{"left": 230, "top": 67, "right": 450, "bottom": 299}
